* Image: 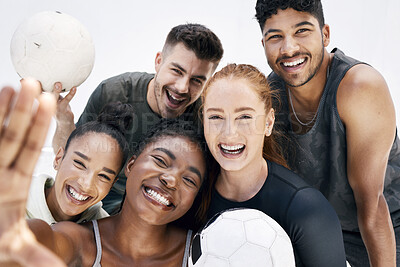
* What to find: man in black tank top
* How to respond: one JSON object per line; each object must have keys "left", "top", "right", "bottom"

{"left": 256, "top": 1, "right": 400, "bottom": 266}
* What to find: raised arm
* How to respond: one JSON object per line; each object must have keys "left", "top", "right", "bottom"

{"left": 338, "top": 64, "right": 396, "bottom": 267}
{"left": 0, "top": 80, "right": 65, "bottom": 267}
{"left": 52, "top": 83, "right": 77, "bottom": 153}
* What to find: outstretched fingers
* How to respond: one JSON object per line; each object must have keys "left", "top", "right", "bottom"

{"left": 0, "top": 79, "right": 42, "bottom": 168}
{"left": 0, "top": 87, "right": 15, "bottom": 137}
{"left": 15, "top": 92, "right": 56, "bottom": 191}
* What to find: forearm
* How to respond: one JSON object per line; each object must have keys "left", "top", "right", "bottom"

{"left": 358, "top": 195, "right": 396, "bottom": 267}
{"left": 52, "top": 121, "right": 75, "bottom": 153}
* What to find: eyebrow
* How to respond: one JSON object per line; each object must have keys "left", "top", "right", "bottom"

{"left": 155, "top": 147, "right": 176, "bottom": 160}
{"left": 171, "top": 62, "right": 207, "bottom": 81}
{"left": 74, "top": 151, "right": 90, "bottom": 161}
{"left": 205, "top": 107, "right": 255, "bottom": 113}
{"left": 102, "top": 167, "right": 117, "bottom": 175}
{"left": 155, "top": 147, "right": 203, "bottom": 181}
{"left": 264, "top": 21, "right": 315, "bottom": 37}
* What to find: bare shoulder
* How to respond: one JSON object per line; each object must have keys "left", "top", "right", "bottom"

{"left": 337, "top": 64, "right": 394, "bottom": 124}
{"left": 51, "top": 221, "right": 97, "bottom": 266}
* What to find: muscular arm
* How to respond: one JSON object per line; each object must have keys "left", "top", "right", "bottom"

{"left": 338, "top": 64, "right": 396, "bottom": 267}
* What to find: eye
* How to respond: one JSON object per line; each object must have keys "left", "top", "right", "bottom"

{"left": 172, "top": 68, "right": 182, "bottom": 75}
{"left": 73, "top": 160, "right": 86, "bottom": 169}
{"left": 183, "top": 176, "right": 197, "bottom": 188}
{"left": 237, "top": 114, "right": 252, "bottom": 120}
{"left": 208, "top": 115, "right": 223, "bottom": 120}
{"left": 191, "top": 78, "right": 203, "bottom": 86}
{"left": 267, "top": 34, "right": 282, "bottom": 41}
{"left": 99, "top": 174, "right": 112, "bottom": 182}
{"left": 152, "top": 156, "right": 168, "bottom": 168}
{"left": 296, "top": 28, "right": 310, "bottom": 34}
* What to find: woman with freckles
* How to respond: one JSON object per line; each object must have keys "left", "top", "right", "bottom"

{"left": 0, "top": 79, "right": 208, "bottom": 267}
{"left": 26, "top": 102, "right": 131, "bottom": 224}
{"left": 201, "top": 64, "right": 347, "bottom": 267}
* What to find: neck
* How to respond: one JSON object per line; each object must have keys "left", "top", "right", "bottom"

{"left": 286, "top": 51, "right": 332, "bottom": 132}
{"left": 102, "top": 205, "right": 185, "bottom": 260}
{"left": 45, "top": 186, "right": 76, "bottom": 222}
{"left": 287, "top": 51, "right": 332, "bottom": 108}
{"left": 216, "top": 157, "right": 268, "bottom": 202}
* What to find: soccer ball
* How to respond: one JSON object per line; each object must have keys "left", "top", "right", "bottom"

{"left": 10, "top": 11, "right": 95, "bottom": 92}
{"left": 189, "top": 208, "right": 295, "bottom": 267}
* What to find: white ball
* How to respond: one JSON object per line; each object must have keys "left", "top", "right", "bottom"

{"left": 189, "top": 208, "right": 295, "bottom": 267}
{"left": 10, "top": 11, "right": 95, "bottom": 92}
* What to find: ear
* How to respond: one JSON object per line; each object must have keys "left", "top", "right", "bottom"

{"left": 53, "top": 147, "right": 65, "bottom": 170}
{"left": 154, "top": 51, "right": 163, "bottom": 72}
{"left": 322, "top": 24, "right": 330, "bottom": 47}
{"left": 124, "top": 155, "right": 137, "bottom": 177}
{"left": 265, "top": 108, "right": 275, "bottom": 137}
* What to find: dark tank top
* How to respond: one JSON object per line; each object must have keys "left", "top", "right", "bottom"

{"left": 270, "top": 48, "right": 400, "bottom": 231}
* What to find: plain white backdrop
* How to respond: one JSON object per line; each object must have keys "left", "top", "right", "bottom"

{"left": 0, "top": 0, "right": 399, "bottom": 164}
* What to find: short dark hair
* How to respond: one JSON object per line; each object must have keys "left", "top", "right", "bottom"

{"left": 163, "top": 23, "right": 224, "bottom": 65}
{"left": 65, "top": 102, "right": 133, "bottom": 165}
{"left": 255, "top": 0, "right": 325, "bottom": 31}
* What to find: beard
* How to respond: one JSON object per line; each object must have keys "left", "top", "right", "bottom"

{"left": 277, "top": 44, "right": 325, "bottom": 88}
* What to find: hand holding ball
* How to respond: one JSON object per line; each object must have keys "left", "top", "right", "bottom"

{"left": 10, "top": 11, "right": 95, "bottom": 92}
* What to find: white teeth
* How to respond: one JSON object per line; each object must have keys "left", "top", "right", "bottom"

{"left": 68, "top": 186, "right": 89, "bottom": 201}
{"left": 146, "top": 188, "right": 171, "bottom": 206}
{"left": 220, "top": 144, "right": 245, "bottom": 154}
{"left": 283, "top": 58, "right": 305, "bottom": 67}
{"left": 168, "top": 91, "right": 184, "bottom": 102}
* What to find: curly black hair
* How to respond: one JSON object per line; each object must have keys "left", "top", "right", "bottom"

{"left": 255, "top": 0, "right": 325, "bottom": 31}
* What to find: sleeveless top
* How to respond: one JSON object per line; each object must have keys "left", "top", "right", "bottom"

{"left": 91, "top": 220, "right": 193, "bottom": 267}
{"left": 270, "top": 48, "right": 400, "bottom": 232}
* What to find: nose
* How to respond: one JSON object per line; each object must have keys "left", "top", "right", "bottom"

{"left": 222, "top": 119, "right": 238, "bottom": 138}
{"left": 77, "top": 174, "right": 95, "bottom": 193}
{"left": 159, "top": 173, "right": 178, "bottom": 190}
{"left": 281, "top": 36, "right": 299, "bottom": 57}
{"left": 175, "top": 77, "right": 190, "bottom": 94}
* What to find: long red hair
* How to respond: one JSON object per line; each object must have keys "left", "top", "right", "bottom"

{"left": 196, "top": 63, "right": 288, "bottom": 222}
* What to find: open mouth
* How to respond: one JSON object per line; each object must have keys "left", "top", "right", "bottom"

{"left": 67, "top": 185, "right": 91, "bottom": 202}
{"left": 219, "top": 144, "right": 245, "bottom": 155}
{"left": 166, "top": 90, "right": 185, "bottom": 107}
{"left": 281, "top": 58, "right": 306, "bottom": 70}
{"left": 144, "top": 186, "right": 174, "bottom": 208}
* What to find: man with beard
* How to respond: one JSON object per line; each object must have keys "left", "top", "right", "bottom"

{"left": 52, "top": 23, "right": 223, "bottom": 214}
{"left": 255, "top": 1, "right": 400, "bottom": 266}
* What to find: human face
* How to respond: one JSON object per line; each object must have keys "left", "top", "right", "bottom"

{"left": 203, "top": 78, "right": 274, "bottom": 172}
{"left": 261, "top": 8, "right": 330, "bottom": 87}
{"left": 51, "top": 133, "right": 122, "bottom": 220}
{"left": 124, "top": 136, "right": 205, "bottom": 225}
{"left": 151, "top": 43, "right": 215, "bottom": 118}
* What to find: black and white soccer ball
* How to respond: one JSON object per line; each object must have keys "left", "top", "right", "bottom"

{"left": 189, "top": 208, "right": 295, "bottom": 267}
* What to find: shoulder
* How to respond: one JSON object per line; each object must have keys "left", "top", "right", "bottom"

{"left": 51, "top": 221, "right": 96, "bottom": 264}
{"left": 268, "top": 162, "right": 336, "bottom": 217}
{"left": 268, "top": 161, "right": 311, "bottom": 189}
{"left": 337, "top": 64, "right": 393, "bottom": 121}
{"left": 100, "top": 72, "right": 154, "bottom": 87}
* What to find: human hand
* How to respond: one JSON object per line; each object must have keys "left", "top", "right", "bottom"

{"left": 52, "top": 82, "right": 76, "bottom": 126}
{"left": 0, "top": 79, "right": 65, "bottom": 267}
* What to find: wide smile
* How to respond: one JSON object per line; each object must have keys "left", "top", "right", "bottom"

{"left": 280, "top": 57, "right": 307, "bottom": 72}
{"left": 143, "top": 186, "right": 175, "bottom": 210}
{"left": 219, "top": 143, "right": 245, "bottom": 158}
{"left": 165, "top": 89, "right": 186, "bottom": 109}
{"left": 65, "top": 185, "right": 92, "bottom": 204}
